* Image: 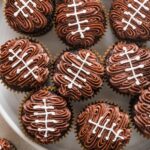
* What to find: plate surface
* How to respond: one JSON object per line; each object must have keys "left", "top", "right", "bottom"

{"left": 0, "top": 1, "right": 150, "bottom": 150}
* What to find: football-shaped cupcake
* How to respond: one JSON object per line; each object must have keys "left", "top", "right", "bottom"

{"left": 5, "top": 0, "right": 54, "bottom": 36}
{"left": 0, "top": 38, "right": 51, "bottom": 91}
{"left": 110, "top": 0, "right": 150, "bottom": 41}
{"left": 132, "top": 87, "right": 150, "bottom": 138}
{"left": 53, "top": 49, "right": 104, "bottom": 101}
{"left": 105, "top": 42, "right": 150, "bottom": 95}
{"left": 55, "top": 0, "right": 106, "bottom": 48}
{"left": 76, "top": 102, "right": 131, "bottom": 150}
{"left": 21, "top": 89, "right": 72, "bottom": 144}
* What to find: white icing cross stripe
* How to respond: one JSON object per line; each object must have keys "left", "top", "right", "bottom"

{"left": 64, "top": 52, "right": 92, "bottom": 89}
{"left": 14, "top": 0, "right": 43, "bottom": 18}
{"left": 120, "top": 47, "right": 144, "bottom": 85}
{"left": 66, "top": 0, "right": 90, "bottom": 38}
{"left": 122, "top": 0, "right": 149, "bottom": 30}
{"left": 33, "top": 99, "right": 58, "bottom": 138}
{"left": 89, "top": 117, "right": 124, "bottom": 142}
{"left": 9, "top": 49, "right": 38, "bottom": 79}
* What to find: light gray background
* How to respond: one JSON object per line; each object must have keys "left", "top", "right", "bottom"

{"left": 0, "top": 0, "right": 150, "bottom": 150}
{"left": 0, "top": 115, "right": 36, "bottom": 150}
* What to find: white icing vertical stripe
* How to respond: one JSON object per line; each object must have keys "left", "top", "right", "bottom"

{"left": 33, "top": 99, "right": 58, "bottom": 137}
{"left": 66, "top": 0, "right": 90, "bottom": 38}
{"left": 120, "top": 47, "right": 144, "bottom": 85}
{"left": 122, "top": 0, "right": 149, "bottom": 30}
{"left": 88, "top": 117, "right": 124, "bottom": 142}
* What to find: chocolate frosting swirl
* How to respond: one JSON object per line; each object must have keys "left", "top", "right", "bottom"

{"left": 133, "top": 87, "right": 150, "bottom": 137}
{"left": 0, "top": 138, "right": 16, "bottom": 150}
{"left": 53, "top": 50, "right": 104, "bottom": 101}
{"left": 106, "top": 42, "right": 150, "bottom": 95}
{"left": 21, "top": 89, "right": 71, "bottom": 144}
{"left": 110, "top": 0, "right": 150, "bottom": 41}
{"left": 0, "top": 39, "right": 50, "bottom": 91}
{"left": 5, "top": 0, "right": 54, "bottom": 34}
{"left": 55, "top": 0, "right": 106, "bottom": 48}
{"left": 77, "top": 102, "right": 131, "bottom": 150}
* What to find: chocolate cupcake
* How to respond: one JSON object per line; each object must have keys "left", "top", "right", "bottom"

{"left": 105, "top": 41, "right": 150, "bottom": 95}
{"left": 53, "top": 49, "right": 104, "bottom": 101}
{"left": 4, "top": 0, "right": 54, "bottom": 36}
{"left": 0, "top": 38, "right": 51, "bottom": 91}
{"left": 55, "top": 0, "right": 106, "bottom": 48}
{"left": 0, "top": 138, "right": 16, "bottom": 150}
{"left": 110, "top": 0, "right": 150, "bottom": 41}
{"left": 20, "top": 88, "right": 72, "bottom": 144}
{"left": 131, "top": 87, "right": 150, "bottom": 138}
{"left": 76, "top": 102, "right": 131, "bottom": 150}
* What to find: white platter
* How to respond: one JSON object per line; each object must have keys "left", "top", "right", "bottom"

{"left": 0, "top": 1, "right": 150, "bottom": 150}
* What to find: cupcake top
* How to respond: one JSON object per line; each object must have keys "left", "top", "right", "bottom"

{"left": 53, "top": 49, "right": 104, "bottom": 101}
{"left": 133, "top": 87, "right": 150, "bottom": 138}
{"left": 0, "top": 38, "right": 50, "bottom": 91}
{"left": 76, "top": 102, "right": 131, "bottom": 150}
{"left": 21, "top": 89, "right": 72, "bottom": 144}
{"left": 5, "top": 0, "right": 54, "bottom": 35}
{"left": 110, "top": 0, "right": 150, "bottom": 41}
{"left": 55, "top": 0, "right": 106, "bottom": 48}
{"left": 0, "top": 138, "right": 16, "bottom": 150}
{"left": 106, "top": 42, "right": 150, "bottom": 95}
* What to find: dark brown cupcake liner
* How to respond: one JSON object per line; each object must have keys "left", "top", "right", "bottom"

{"left": 54, "top": 0, "right": 108, "bottom": 49}
{"left": 51, "top": 48, "right": 105, "bottom": 102}
{"left": 103, "top": 41, "right": 147, "bottom": 97}
{"left": 129, "top": 96, "right": 150, "bottom": 139}
{"left": 74, "top": 100, "right": 132, "bottom": 150}
{"left": 18, "top": 85, "right": 74, "bottom": 145}
{"left": 9, "top": 140, "right": 17, "bottom": 150}
{"left": 0, "top": 36, "right": 53, "bottom": 93}
{"left": 3, "top": 0, "right": 55, "bottom": 37}
{"left": 8, "top": 140, "right": 17, "bottom": 150}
